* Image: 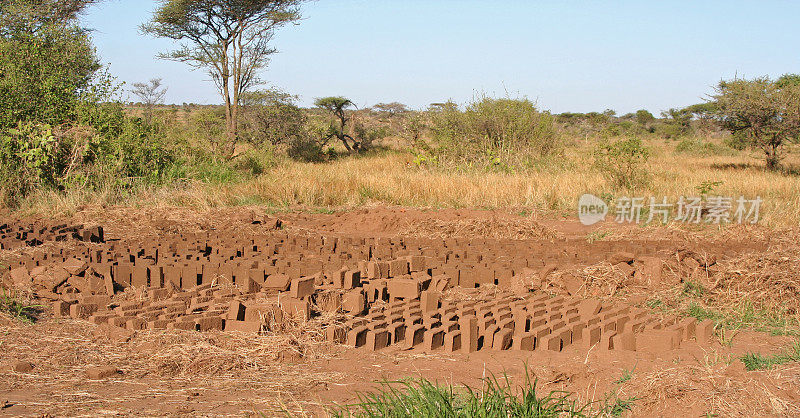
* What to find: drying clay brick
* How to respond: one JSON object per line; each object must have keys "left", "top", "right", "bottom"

{"left": 636, "top": 329, "right": 679, "bottom": 353}
{"left": 578, "top": 299, "right": 602, "bottom": 319}
{"left": 62, "top": 258, "right": 88, "bottom": 276}
{"left": 459, "top": 316, "right": 479, "bottom": 353}
{"left": 420, "top": 291, "right": 441, "bottom": 314}
{"left": 9, "top": 267, "right": 31, "bottom": 290}
{"left": 280, "top": 297, "right": 310, "bottom": 321}
{"left": 342, "top": 290, "right": 366, "bottom": 315}
{"left": 389, "top": 259, "right": 409, "bottom": 277}
{"left": 196, "top": 316, "right": 224, "bottom": 331}
{"left": 343, "top": 270, "right": 360, "bottom": 289}
{"left": 387, "top": 278, "right": 420, "bottom": 300}
{"left": 264, "top": 274, "right": 291, "bottom": 291}
{"left": 346, "top": 326, "right": 368, "bottom": 348}
{"left": 366, "top": 329, "right": 391, "bottom": 350}
{"left": 562, "top": 273, "right": 583, "bottom": 296}
{"left": 696, "top": 319, "right": 715, "bottom": 342}
{"left": 86, "top": 366, "right": 120, "bottom": 380}
{"left": 290, "top": 276, "right": 315, "bottom": 299}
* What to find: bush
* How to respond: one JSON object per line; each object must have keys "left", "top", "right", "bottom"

{"left": 240, "top": 89, "right": 308, "bottom": 148}
{"left": 674, "top": 138, "right": 736, "bottom": 156}
{"left": 0, "top": 23, "right": 101, "bottom": 128}
{"left": 593, "top": 136, "right": 650, "bottom": 190}
{"left": 0, "top": 105, "right": 177, "bottom": 205}
{"left": 427, "top": 96, "right": 563, "bottom": 170}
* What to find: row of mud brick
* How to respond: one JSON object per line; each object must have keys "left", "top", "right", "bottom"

{"left": 329, "top": 289, "right": 716, "bottom": 354}
{"left": 3, "top": 227, "right": 674, "bottom": 299}
{"left": 0, "top": 221, "right": 103, "bottom": 249}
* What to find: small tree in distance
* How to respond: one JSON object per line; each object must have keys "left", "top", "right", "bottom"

{"left": 131, "top": 78, "right": 167, "bottom": 123}
{"left": 315, "top": 96, "right": 359, "bottom": 153}
{"left": 714, "top": 75, "right": 800, "bottom": 170}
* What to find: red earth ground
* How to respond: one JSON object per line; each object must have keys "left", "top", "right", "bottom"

{"left": 1, "top": 206, "right": 798, "bottom": 416}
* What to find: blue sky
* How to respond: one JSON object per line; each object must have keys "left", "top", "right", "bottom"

{"left": 84, "top": 0, "right": 800, "bottom": 114}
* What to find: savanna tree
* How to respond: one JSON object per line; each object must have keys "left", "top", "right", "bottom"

{"left": 714, "top": 76, "right": 800, "bottom": 170}
{"left": 131, "top": 78, "right": 168, "bottom": 123}
{"left": 142, "top": 0, "right": 304, "bottom": 159}
{"left": 315, "top": 96, "right": 360, "bottom": 153}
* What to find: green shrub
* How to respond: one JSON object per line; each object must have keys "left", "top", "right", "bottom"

{"left": 0, "top": 23, "right": 101, "bottom": 128}
{"left": 674, "top": 138, "right": 736, "bottom": 156}
{"left": 427, "top": 96, "right": 563, "bottom": 170}
{"left": 593, "top": 136, "right": 650, "bottom": 190}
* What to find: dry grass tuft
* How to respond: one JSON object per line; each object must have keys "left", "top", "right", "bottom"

{"left": 399, "top": 217, "right": 564, "bottom": 241}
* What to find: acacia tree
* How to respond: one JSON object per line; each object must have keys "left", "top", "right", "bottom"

{"left": 141, "top": 0, "right": 303, "bottom": 159}
{"left": 131, "top": 78, "right": 168, "bottom": 123}
{"left": 315, "top": 96, "right": 359, "bottom": 153}
{"left": 714, "top": 76, "right": 800, "bottom": 170}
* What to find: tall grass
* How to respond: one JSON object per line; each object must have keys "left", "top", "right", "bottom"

{"left": 14, "top": 137, "right": 800, "bottom": 227}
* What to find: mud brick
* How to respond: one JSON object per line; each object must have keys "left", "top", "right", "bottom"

{"left": 578, "top": 299, "right": 602, "bottom": 319}
{"left": 126, "top": 317, "right": 147, "bottom": 330}
{"left": 325, "top": 324, "right": 347, "bottom": 343}
{"left": 9, "top": 267, "right": 31, "bottom": 289}
{"left": 346, "top": 326, "right": 369, "bottom": 347}
{"left": 366, "top": 329, "right": 391, "bottom": 350}
{"left": 636, "top": 329, "right": 680, "bottom": 353}
{"left": 459, "top": 316, "right": 479, "bottom": 353}
{"left": 147, "top": 319, "right": 171, "bottom": 329}
{"left": 407, "top": 256, "right": 427, "bottom": 273}
{"left": 244, "top": 303, "right": 276, "bottom": 323}
{"left": 62, "top": 258, "right": 88, "bottom": 275}
{"left": 389, "top": 322, "right": 407, "bottom": 344}
{"left": 387, "top": 278, "right": 420, "bottom": 300}
{"left": 280, "top": 297, "right": 310, "bottom": 321}
{"left": 633, "top": 257, "right": 663, "bottom": 285}
{"left": 113, "top": 263, "right": 133, "bottom": 286}
{"left": 458, "top": 270, "right": 476, "bottom": 288}
{"left": 67, "top": 275, "right": 90, "bottom": 293}
{"left": 492, "top": 328, "right": 513, "bottom": 350}
{"left": 343, "top": 270, "right": 360, "bottom": 289}
{"left": 403, "top": 324, "right": 426, "bottom": 349}
{"left": 616, "top": 330, "right": 636, "bottom": 351}
{"left": 443, "top": 331, "right": 462, "bottom": 352}
{"left": 226, "top": 300, "right": 247, "bottom": 321}
{"left": 420, "top": 291, "right": 441, "bottom": 314}
{"left": 196, "top": 316, "right": 224, "bottom": 331}
{"left": 423, "top": 329, "right": 445, "bottom": 350}
{"left": 163, "top": 264, "right": 181, "bottom": 288}
{"left": 264, "top": 274, "right": 291, "bottom": 291}
{"left": 52, "top": 300, "right": 73, "bottom": 317}
{"left": 70, "top": 303, "right": 98, "bottom": 319}
{"left": 237, "top": 277, "right": 261, "bottom": 294}
{"left": 131, "top": 266, "right": 148, "bottom": 288}
{"left": 181, "top": 264, "right": 199, "bottom": 289}
{"left": 146, "top": 265, "right": 163, "bottom": 287}
{"left": 513, "top": 331, "right": 536, "bottom": 351}
{"left": 342, "top": 290, "right": 366, "bottom": 315}
{"left": 225, "top": 315, "right": 265, "bottom": 332}
{"left": 677, "top": 317, "right": 697, "bottom": 340}
{"left": 86, "top": 313, "right": 111, "bottom": 325}
{"left": 389, "top": 259, "right": 409, "bottom": 278}
{"left": 290, "top": 276, "right": 315, "bottom": 299}
{"left": 86, "top": 366, "right": 120, "bottom": 380}
{"left": 167, "top": 321, "right": 196, "bottom": 330}
{"left": 696, "top": 319, "right": 715, "bottom": 342}
{"left": 109, "top": 316, "right": 132, "bottom": 327}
